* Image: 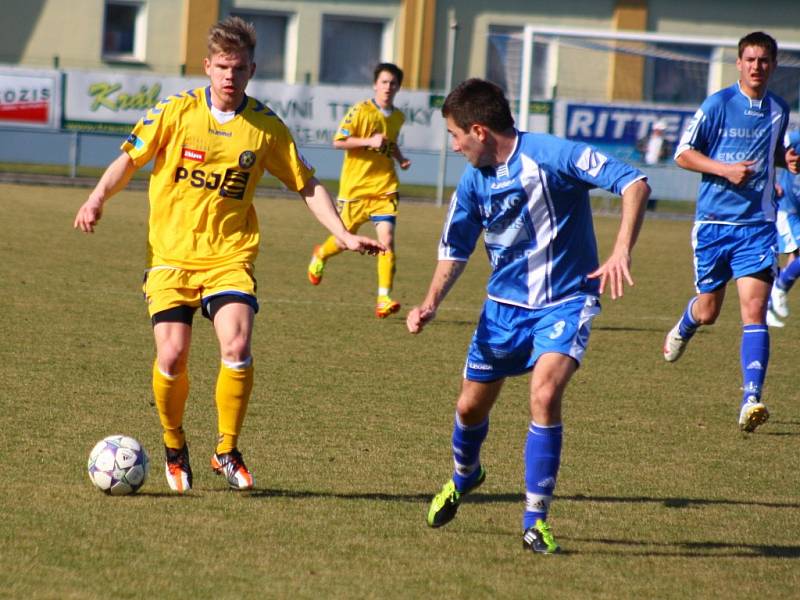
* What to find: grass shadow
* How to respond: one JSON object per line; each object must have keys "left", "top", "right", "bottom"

{"left": 243, "top": 488, "right": 800, "bottom": 511}
{"left": 564, "top": 535, "right": 800, "bottom": 558}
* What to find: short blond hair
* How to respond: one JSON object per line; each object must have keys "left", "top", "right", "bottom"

{"left": 208, "top": 16, "right": 256, "bottom": 60}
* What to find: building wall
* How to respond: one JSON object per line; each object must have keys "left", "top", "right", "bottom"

{"left": 222, "top": 0, "right": 403, "bottom": 84}
{"left": 2, "top": 0, "right": 800, "bottom": 93}
{"left": 2, "top": 0, "right": 186, "bottom": 72}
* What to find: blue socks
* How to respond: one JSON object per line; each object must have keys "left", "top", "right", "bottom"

{"left": 777, "top": 259, "right": 800, "bottom": 292}
{"left": 523, "top": 422, "right": 563, "bottom": 531}
{"left": 678, "top": 297, "right": 700, "bottom": 339}
{"left": 451, "top": 414, "right": 488, "bottom": 492}
{"left": 741, "top": 324, "right": 769, "bottom": 405}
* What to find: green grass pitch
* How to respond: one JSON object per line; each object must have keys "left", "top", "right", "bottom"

{"left": 1, "top": 182, "right": 799, "bottom": 598}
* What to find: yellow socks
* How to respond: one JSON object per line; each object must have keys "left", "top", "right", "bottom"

{"left": 319, "top": 235, "right": 344, "bottom": 260}
{"left": 378, "top": 250, "right": 396, "bottom": 295}
{"left": 215, "top": 358, "right": 254, "bottom": 455}
{"left": 152, "top": 360, "right": 189, "bottom": 449}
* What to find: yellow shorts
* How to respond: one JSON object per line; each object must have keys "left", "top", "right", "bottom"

{"left": 338, "top": 193, "right": 398, "bottom": 232}
{"left": 142, "top": 263, "right": 258, "bottom": 319}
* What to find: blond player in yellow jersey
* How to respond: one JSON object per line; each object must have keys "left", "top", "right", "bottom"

{"left": 307, "top": 63, "right": 411, "bottom": 318}
{"left": 74, "top": 17, "right": 384, "bottom": 494}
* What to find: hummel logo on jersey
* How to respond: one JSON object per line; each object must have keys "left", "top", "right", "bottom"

{"left": 490, "top": 179, "right": 515, "bottom": 190}
{"left": 746, "top": 360, "right": 764, "bottom": 370}
{"left": 576, "top": 147, "right": 608, "bottom": 177}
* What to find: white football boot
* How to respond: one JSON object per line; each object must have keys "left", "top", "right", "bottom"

{"left": 738, "top": 396, "right": 770, "bottom": 433}
{"left": 766, "top": 308, "right": 785, "bottom": 328}
{"left": 663, "top": 322, "right": 689, "bottom": 362}
{"left": 770, "top": 285, "right": 789, "bottom": 319}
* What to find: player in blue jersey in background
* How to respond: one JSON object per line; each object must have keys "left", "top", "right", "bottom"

{"left": 766, "top": 130, "right": 800, "bottom": 327}
{"left": 406, "top": 79, "right": 650, "bottom": 554}
{"left": 663, "top": 32, "right": 800, "bottom": 432}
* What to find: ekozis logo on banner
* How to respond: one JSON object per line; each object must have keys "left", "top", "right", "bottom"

{"left": 0, "top": 72, "right": 57, "bottom": 126}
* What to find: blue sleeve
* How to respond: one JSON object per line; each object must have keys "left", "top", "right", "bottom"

{"left": 564, "top": 141, "right": 646, "bottom": 196}
{"left": 438, "top": 176, "right": 483, "bottom": 262}
{"left": 780, "top": 169, "right": 800, "bottom": 213}
{"left": 676, "top": 96, "right": 719, "bottom": 157}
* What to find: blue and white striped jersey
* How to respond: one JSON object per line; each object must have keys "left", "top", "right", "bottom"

{"left": 439, "top": 131, "right": 645, "bottom": 309}
{"left": 777, "top": 168, "right": 800, "bottom": 216}
{"left": 675, "top": 82, "right": 789, "bottom": 224}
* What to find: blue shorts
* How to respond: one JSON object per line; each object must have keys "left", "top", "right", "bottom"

{"left": 463, "top": 295, "right": 601, "bottom": 382}
{"left": 775, "top": 210, "right": 800, "bottom": 254}
{"left": 691, "top": 222, "right": 777, "bottom": 293}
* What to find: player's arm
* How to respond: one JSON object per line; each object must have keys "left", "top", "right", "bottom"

{"left": 776, "top": 139, "right": 800, "bottom": 174}
{"left": 333, "top": 133, "right": 387, "bottom": 152}
{"left": 406, "top": 260, "right": 467, "bottom": 334}
{"left": 587, "top": 178, "right": 650, "bottom": 299}
{"left": 675, "top": 148, "right": 755, "bottom": 186}
{"left": 299, "top": 177, "right": 385, "bottom": 255}
{"left": 391, "top": 142, "right": 411, "bottom": 170}
{"left": 74, "top": 152, "right": 138, "bottom": 233}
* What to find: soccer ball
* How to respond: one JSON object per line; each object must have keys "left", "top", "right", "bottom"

{"left": 87, "top": 435, "right": 150, "bottom": 495}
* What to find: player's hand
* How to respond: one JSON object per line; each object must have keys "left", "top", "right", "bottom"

{"left": 399, "top": 158, "right": 411, "bottom": 170}
{"left": 785, "top": 147, "right": 800, "bottom": 174}
{"left": 73, "top": 196, "right": 105, "bottom": 233}
{"left": 339, "top": 233, "right": 386, "bottom": 256}
{"left": 587, "top": 248, "right": 633, "bottom": 300}
{"left": 367, "top": 133, "right": 387, "bottom": 152}
{"left": 723, "top": 160, "right": 756, "bottom": 186}
{"left": 406, "top": 306, "right": 436, "bottom": 334}
{"left": 774, "top": 182, "right": 784, "bottom": 198}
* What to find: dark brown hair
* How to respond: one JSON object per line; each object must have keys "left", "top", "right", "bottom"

{"left": 442, "top": 78, "right": 515, "bottom": 133}
{"left": 738, "top": 31, "right": 777, "bottom": 62}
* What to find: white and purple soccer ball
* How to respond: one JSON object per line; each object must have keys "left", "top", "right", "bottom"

{"left": 87, "top": 435, "right": 149, "bottom": 495}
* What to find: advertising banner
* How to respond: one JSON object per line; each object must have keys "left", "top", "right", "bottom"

{"left": 0, "top": 68, "right": 61, "bottom": 129}
{"left": 554, "top": 100, "right": 697, "bottom": 163}
{"left": 63, "top": 70, "right": 452, "bottom": 151}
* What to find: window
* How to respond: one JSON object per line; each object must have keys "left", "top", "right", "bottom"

{"left": 487, "top": 26, "right": 550, "bottom": 99}
{"left": 319, "top": 16, "right": 385, "bottom": 85}
{"left": 103, "top": 0, "right": 146, "bottom": 61}
{"left": 230, "top": 11, "right": 288, "bottom": 80}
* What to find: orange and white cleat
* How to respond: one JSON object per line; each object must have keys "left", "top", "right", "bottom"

{"left": 165, "top": 444, "right": 193, "bottom": 493}
{"left": 211, "top": 449, "right": 254, "bottom": 490}
{"left": 375, "top": 296, "right": 401, "bottom": 319}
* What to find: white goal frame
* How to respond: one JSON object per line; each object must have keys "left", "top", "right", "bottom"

{"left": 516, "top": 25, "right": 800, "bottom": 131}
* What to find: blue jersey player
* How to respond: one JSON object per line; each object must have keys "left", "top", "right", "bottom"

{"left": 767, "top": 131, "right": 800, "bottom": 326}
{"left": 406, "top": 79, "right": 650, "bottom": 554}
{"left": 663, "top": 32, "right": 800, "bottom": 432}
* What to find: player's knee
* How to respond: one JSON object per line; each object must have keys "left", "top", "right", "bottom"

{"left": 455, "top": 397, "right": 490, "bottom": 425}
{"left": 157, "top": 347, "right": 188, "bottom": 375}
{"left": 220, "top": 336, "right": 251, "bottom": 363}
{"left": 693, "top": 304, "right": 720, "bottom": 325}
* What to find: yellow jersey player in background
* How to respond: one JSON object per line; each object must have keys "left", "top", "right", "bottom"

{"left": 307, "top": 63, "right": 411, "bottom": 318}
{"left": 74, "top": 16, "right": 384, "bottom": 494}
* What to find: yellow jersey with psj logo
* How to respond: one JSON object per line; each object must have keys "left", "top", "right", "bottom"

{"left": 335, "top": 99, "right": 405, "bottom": 200}
{"left": 122, "top": 86, "right": 314, "bottom": 269}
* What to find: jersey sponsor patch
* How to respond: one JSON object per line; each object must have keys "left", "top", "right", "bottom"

{"left": 576, "top": 147, "right": 608, "bottom": 177}
{"left": 126, "top": 133, "right": 144, "bottom": 151}
{"left": 182, "top": 147, "right": 205, "bottom": 162}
